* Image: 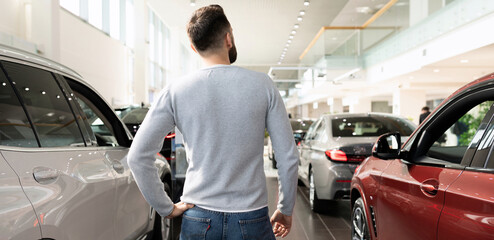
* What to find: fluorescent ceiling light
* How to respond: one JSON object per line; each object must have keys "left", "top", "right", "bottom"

{"left": 460, "top": 59, "right": 469, "bottom": 63}
{"left": 190, "top": 0, "right": 196, "bottom": 6}
{"left": 299, "top": 10, "right": 305, "bottom": 15}
{"left": 294, "top": 24, "right": 300, "bottom": 29}
{"left": 289, "top": 35, "right": 294, "bottom": 39}
{"left": 277, "top": 62, "right": 281, "bottom": 65}
{"left": 283, "top": 47, "right": 288, "bottom": 51}
{"left": 287, "top": 39, "right": 292, "bottom": 43}
{"left": 433, "top": 69, "right": 440, "bottom": 73}
{"left": 304, "top": 0, "right": 310, "bottom": 6}
{"left": 333, "top": 68, "right": 360, "bottom": 82}
{"left": 297, "top": 16, "right": 303, "bottom": 21}
{"left": 291, "top": 30, "right": 296, "bottom": 34}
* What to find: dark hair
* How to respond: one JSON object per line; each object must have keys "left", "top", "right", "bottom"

{"left": 422, "top": 106, "right": 430, "bottom": 111}
{"left": 187, "top": 5, "right": 231, "bottom": 53}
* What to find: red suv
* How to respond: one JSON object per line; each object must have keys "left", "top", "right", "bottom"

{"left": 351, "top": 73, "right": 494, "bottom": 240}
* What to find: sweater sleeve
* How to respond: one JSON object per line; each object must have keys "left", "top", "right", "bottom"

{"left": 127, "top": 87, "right": 176, "bottom": 217}
{"left": 265, "top": 76, "right": 299, "bottom": 216}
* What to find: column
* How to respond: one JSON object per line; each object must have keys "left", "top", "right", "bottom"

{"left": 132, "top": 0, "right": 147, "bottom": 104}
{"left": 393, "top": 89, "right": 426, "bottom": 125}
{"left": 409, "top": 0, "right": 428, "bottom": 27}
{"left": 353, "top": 97, "right": 372, "bottom": 113}
{"left": 31, "top": 0, "right": 60, "bottom": 61}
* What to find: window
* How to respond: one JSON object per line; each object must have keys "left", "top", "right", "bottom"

{"left": 60, "top": 0, "right": 134, "bottom": 47}
{"left": 312, "top": 119, "right": 326, "bottom": 141}
{"left": 2, "top": 62, "right": 85, "bottom": 147}
{"left": 148, "top": 8, "right": 171, "bottom": 100}
{"left": 75, "top": 93, "right": 119, "bottom": 147}
{"left": 60, "top": 0, "right": 81, "bottom": 16}
{"left": 427, "top": 101, "right": 494, "bottom": 164}
{"left": 331, "top": 116, "right": 415, "bottom": 137}
{"left": 0, "top": 69, "right": 38, "bottom": 147}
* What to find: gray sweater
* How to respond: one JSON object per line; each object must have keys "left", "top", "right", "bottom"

{"left": 128, "top": 65, "right": 299, "bottom": 217}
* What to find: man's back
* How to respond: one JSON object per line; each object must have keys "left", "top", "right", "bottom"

{"left": 173, "top": 65, "right": 276, "bottom": 211}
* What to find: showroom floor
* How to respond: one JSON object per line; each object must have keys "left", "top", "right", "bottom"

{"left": 263, "top": 153, "right": 352, "bottom": 240}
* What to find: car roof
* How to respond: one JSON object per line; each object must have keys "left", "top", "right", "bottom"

{"left": 322, "top": 112, "right": 406, "bottom": 119}
{"left": 0, "top": 44, "right": 83, "bottom": 81}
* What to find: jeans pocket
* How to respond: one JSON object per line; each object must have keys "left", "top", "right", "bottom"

{"left": 180, "top": 215, "right": 211, "bottom": 240}
{"left": 239, "top": 215, "right": 275, "bottom": 240}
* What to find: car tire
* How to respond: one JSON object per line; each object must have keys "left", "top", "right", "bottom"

{"left": 351, "top": 197, "right": 372, "bottom": 240}
{"left": 309, "top": 168, "right": 324, "bottom": 213}
{"left": 152, "top": 182, "right": 172, "bottom": 240}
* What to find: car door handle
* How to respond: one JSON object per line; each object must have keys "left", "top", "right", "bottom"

{"left": 33, "top": 167, "right": 59, "bottom": 184}
{"left": 421, "top": 183, "right": 438, "bottom": 196}
{"left": 112, "top": 162, "right": 125, "bottom": 174}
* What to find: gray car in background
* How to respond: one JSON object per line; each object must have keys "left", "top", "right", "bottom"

{"left": 0, "top": 44, "right": 173, "bottom": 240}
{"left": 298, "top": 113, "right": 416, "bottom": 212}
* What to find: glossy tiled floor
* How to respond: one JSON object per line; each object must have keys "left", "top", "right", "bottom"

{"left": 263, "top": 154, "right": 352, "bottom": 240}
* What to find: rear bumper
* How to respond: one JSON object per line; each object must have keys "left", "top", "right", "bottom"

{"left": 312, "top": 159, "right": 356, "bottom": 200}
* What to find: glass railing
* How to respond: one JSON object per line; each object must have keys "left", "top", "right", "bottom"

{"left": 299, "top": 0, "right": 494, "bottom": 71}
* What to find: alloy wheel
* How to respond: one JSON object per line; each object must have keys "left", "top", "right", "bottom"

{"left": 309, "top": 169, "right": 315, "bottom": 209}
{"left": 352, "top": 205, "right": 369, "bottom": 240}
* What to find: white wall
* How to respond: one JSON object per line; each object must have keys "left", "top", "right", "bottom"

{"left": 0, "top": 0, "right": 22, "bottom": 37}
{"left": 59, "top": 10, "right": 130, "bottom": 106}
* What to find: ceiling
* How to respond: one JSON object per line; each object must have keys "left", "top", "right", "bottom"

{"left": 147, "top": 0, "right": 388, "bottom": 66}
{"left": 148, "top": 0, "right": 494, "bottom": 105}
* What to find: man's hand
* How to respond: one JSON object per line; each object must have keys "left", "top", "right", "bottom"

{"left": 270, "top": 209, "right": 292, "bottom": 238}
{"left": 166, "top": 202, "right": 195, "bottom": 219}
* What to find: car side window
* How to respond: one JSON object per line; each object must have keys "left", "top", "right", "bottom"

{"left": 314, "top": 119, "right": 328, "bottom": 143}
{"left": 305, "top": 119, "right": 320, "bottom": 141}
{"left": 74, "top": 92, "right": 119, "bottom": 147}
{"left": 426, "top": 101, "right": 494, "bottom": 164}
{"left": 0, "top": 68, "right": 38, "bottom": 147}
{"left": 1, "top": 61, "right": 85, "bottom": 147}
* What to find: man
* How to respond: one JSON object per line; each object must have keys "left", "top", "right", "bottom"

{"left": 128, "top": 5, "right": 299, "bottom": 239}
{"left": 419, "top": 106, "right": 431, "bottom": 124}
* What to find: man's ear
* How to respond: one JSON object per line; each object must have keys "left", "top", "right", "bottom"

{"left": 190, "top": 44, "right": 198, "bottom": 53}
{"left": 225, "top": 32, "right": 233, "bottom": 49}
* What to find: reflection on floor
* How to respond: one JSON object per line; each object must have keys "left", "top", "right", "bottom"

{"left": 264, "top": 155, "right": 351, "bottom": 240}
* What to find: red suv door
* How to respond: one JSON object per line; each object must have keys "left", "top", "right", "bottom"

{"left": 376, "top": 98, "right": 494, "bottom": 239}
{"left": 438, "top": 117, "right": 494, "bottom": 239}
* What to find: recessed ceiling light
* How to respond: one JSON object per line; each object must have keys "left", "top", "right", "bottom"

{"left": 278, "top": 62, "right": 281, "bottom": 65}
{"left": 285, "top": 43, "right": 290, "bottom": 47}
{"left": 291, "top": 30, "right": 297, "bottom": 34}
{"left": 299, "top": 10, "right": 305, "bottom": 16}
{"left": 283, "top": 48, "right": 288, "bottom": 51}
{"left": 289, "top": 35, "right": 294, "bottom": 39}
{"left": 190, "top": 0, "right": 196, "bottom": 6}
{"left": 304, "top": 0, "right": 310, "bottom": 6}
{"left": 355, "top": 6, "right": 372, "bottom": 14}
{"left": 460, "top": 59, "right": 469, "bottom": 63}
{"left": 297, "top": 16, "right": 303, "bottom": 21}
{"left": 287, "top": 39, "right": 292, "bottom": 43}
{"left": 294, "top": 24, "right": 300, "bottom": 29}
{"left": 433, "top": 69, "right": 440, "bottom": 73}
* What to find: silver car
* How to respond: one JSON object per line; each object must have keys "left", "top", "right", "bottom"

{"left": 298, "top": 113, "right": 416, "bottom": 212}
{"left": 0, "top": 44, "right": 173, "bottom": 240}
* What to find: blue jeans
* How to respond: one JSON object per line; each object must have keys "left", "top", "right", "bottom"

{"left": 180, "top": 206, "right": 276, "bottom": 240}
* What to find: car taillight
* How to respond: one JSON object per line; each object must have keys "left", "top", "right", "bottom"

{"left": 297, "top": 141, "right": 301, "bottom": 146}
{"left": 325, "top": 150, "right": 347, "bottom": 162}
{"left": 165, "top": 133, "right": 176, "bottom": 139}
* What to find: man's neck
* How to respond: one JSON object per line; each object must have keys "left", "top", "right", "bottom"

{"left": 201, "top": 52, "right": 231, "bottom": 66}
